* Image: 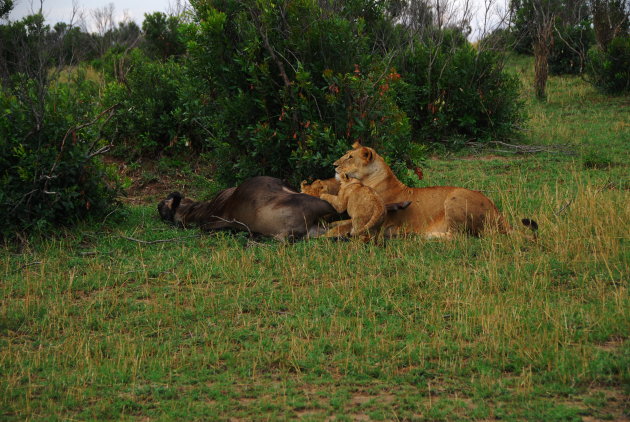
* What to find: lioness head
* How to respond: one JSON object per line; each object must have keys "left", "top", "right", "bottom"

{"left": 334, "top": 141, "right": 379, "bottom": 181}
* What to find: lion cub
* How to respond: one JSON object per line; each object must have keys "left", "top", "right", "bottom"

{"left": 320, "top": 173, "right": 386, "bottom": 239}
{"left": 300, "top": 177, "right": 340, "bottom": 197}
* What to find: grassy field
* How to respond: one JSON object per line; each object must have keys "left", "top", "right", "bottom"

{"left": 2, "top": 57, "right": 629, "bottom": 420}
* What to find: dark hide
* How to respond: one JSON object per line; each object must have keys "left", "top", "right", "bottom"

{"left": 158, "top": 176, "right": 337, "bottom": 240}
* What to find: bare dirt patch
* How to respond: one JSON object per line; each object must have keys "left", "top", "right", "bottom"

{"left": 349, "top": 393, "right": 395, "bottom": 406}
{"left": 582, "top": 387, "right": 630, "bottom": 422}
{"left": 294, "top": 409, "right": 329, "bottom": 420}
{"left": 551, "top": 386, "right": 630, "bottom": 422}
{"left": 595, "top": 337, "right": 625, "bottom": 352}
{"left": 104, "top": 156, "right": 208, "bottom": 205}
{"left": 347, "top": 414, "right": 371, "bottom": 421}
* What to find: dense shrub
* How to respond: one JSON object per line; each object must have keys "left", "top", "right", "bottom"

{"left": 179, "top": 0, "right": 526, "bottom": 185}
{"left": 1, "top": 14, "right": 47, "bottom": 81}
{"left": 0, "top": 70, "right": 121, "bottom": 238}
{"left": 587, "top": 37, "right": 630, "bottom": 94}
{"left": 81, "top": 0, "right": 523, "bottom": 188}
{"left": 549, "top": 23, "right": 594, "bottom": 75}
{"left": 508, "top": 0, "right": 595, "bottom": 76}
{"left": 478, "top": 28, "right": 518, "bottom": 51}
{"left": 142, "top": 12, "right": 186, "bottom": 60}
{"left": 101, "top": 50, "right": 204, "bottom": 156}
{"left": 1, "top": 14, "right": 100, "bottom": 81}
{"left": 396, "top": 42, "right": 524, "bottom": 146}
{"left": 199, "top": 63, "right": 419, "bottom": 187}
{"left": 183, "top": 0, "right": 420, "bottom": 187}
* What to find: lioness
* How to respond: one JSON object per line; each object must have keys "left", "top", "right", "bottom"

{"left": 333, "top": 142, "right": 537, "bottom": 238}
{"left": 320, "top": 173, "right": 386, "bottom": 239}
{"left": 300, "top": 177, "right": 341, "bottom": 197}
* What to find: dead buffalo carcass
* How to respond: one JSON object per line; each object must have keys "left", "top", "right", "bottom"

{"left": 158, "top": 176, "right": 340, "bottom": 240}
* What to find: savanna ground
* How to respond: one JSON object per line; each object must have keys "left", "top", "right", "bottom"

{"left": 1, "top": 56, "right": 628, "bottom": 420}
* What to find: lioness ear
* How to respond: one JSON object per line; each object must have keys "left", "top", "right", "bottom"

{"left": 340, "top": 173, "right": 349, "bottom": 182}
{"left": 361, "top": 148, "right": 373, "bottom": 162}
{"left": 352, "top": 140, "right": 362, "bottom": 149}
{"left": 300, "top": 180, "right": 307, "bottom": 189}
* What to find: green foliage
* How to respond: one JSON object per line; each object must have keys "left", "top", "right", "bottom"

{"left": 478, "top": 27, "right": 517, "bottom": 51}
{"left": 0, "top": 0, "right": 13, "bottom": 18}
{"left": 184, "top": 0, "right": 418, "bottom": 186}
{"left": 0, "top": 13, "right": 48, "bottom": 80}
{"left": 0, "top": 70, "right": 121, "bottom": 238}
{"left": 549, "top": 23, "right": 595, "bottom": 75}
{"left": 52, "top": 22, "right": 100, "bottom": 65}
{"left": 179, "top": 0, "right": 521, "bottom": 185}
{"left": 101, "top": 50, "right": 203, "bottom": 156}
{"left": 587, "top": 37, "right": 630, "bottom": 94}
{"left": 0, "top": 14, "right": 100, "bottom": 81}
{"left": 509, "top": 0, "right": 591, "bottom": 55}
{"left": 142, "top": 12, "right": 185, "bottom": 60}
{"left": 592, "top": 0, "right": 630, "bottom": 50}
{"left": 397, "top": 42, "right": 524, "bottom": 146}
{"left": 110, "top": 21, "right": 142, "bottom": 50}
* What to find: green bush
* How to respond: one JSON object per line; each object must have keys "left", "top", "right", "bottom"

{"left": 183, "top": 0, "right": 420, "bottom": 187}
{"left": 396, "top": 42, "right": 524, "bottom": 146}
{"left": 549, "top": 23, "right": 594, "bottom": 75}
{"left": 198, "top": 62, "right": 416, "bottom": 187}
{"left": 101, "top": 50, "right": 204, "bottom": 156}
{"left": 142, "top": 12, "right": 186, "bottom": 60}
{"left": 587, "top": 37, "right": 630, "bottom": 94}
{"left": 0, "top": 70, "right": 121, "bottom": 239}
{"left": 96, "top": 0, "right": 522, "bottom": 187}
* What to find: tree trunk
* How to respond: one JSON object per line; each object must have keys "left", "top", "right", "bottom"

{"left": 533, "top": 21, "right": 554, "bottom": 100}
{"left": 533, "top": 41, "right": 549, "bottom": 100}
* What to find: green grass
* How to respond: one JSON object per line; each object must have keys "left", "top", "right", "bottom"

{"left": 2, "top": 57, "right": 629, "bottom": 420}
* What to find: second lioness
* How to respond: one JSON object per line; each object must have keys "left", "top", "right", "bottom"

{"left": 320, "top": 173, "right": 386, "bottom": 238}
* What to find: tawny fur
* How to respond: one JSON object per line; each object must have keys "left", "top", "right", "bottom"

{"left": 319, "top": 173, "right": 386, "bottom": 239}
{"left": 300, "top": 177, "right": 340, "bottom": 197}
{"left": 333, "top": 142, "right": 519, "bottom": 238}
